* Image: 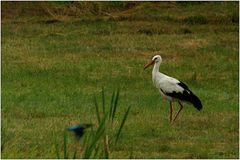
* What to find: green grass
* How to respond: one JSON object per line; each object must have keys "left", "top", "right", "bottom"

{"left": 1, "top": 1, "right": 239, "bottom": 159}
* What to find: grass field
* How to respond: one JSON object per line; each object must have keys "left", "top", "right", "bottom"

{"left": 1, "top": 2, "right": 239, "bottom": 158}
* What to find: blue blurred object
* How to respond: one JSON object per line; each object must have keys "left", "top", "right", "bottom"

{"left": 66, "top": 124, "right": 92, "bottom": 140}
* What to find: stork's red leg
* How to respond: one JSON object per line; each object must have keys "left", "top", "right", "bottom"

{"left": 169, "top": 101, "right": 173, "bottom": 123}
{"left": 173, "top": 101, "right": 183, "bottom": 122}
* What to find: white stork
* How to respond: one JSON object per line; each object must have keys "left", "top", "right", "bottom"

{"left": 144, "top": 55, "right": 202, "bottom": 123}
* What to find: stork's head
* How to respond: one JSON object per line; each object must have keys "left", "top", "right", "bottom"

{"left": 144, "top": 55, "right": 162, "bottom": 69}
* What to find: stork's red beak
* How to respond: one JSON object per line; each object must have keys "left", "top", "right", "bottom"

{"left": 144, "top": 60, "right": 155, "bottom": 69}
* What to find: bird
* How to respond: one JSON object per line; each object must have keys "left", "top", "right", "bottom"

{"left": 144, "top": 55, "right": 202, "bottom": 123}
{"left": 66, "top": 123, "right": 92, "bottom": 140}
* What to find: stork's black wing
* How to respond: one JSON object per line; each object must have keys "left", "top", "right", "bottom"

{"left": 162, "top": 81, "right": 203, "bottom": 111}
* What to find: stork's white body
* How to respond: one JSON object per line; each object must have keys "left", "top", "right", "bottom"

{"left": 152, "top": 60, "right": 185, "bottom": 101}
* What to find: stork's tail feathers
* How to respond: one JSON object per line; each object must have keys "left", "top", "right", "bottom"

{"left": 190, "top": 93, "right": 202, "bottom": 111}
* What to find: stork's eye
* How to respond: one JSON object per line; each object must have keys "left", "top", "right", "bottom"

{"left": 154, "top": 58, "right": 157, "bottom": 61}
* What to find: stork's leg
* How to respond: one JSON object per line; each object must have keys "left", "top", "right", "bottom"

{"left": 173, "top": 101, "right": 183, "bottom": 122}
{"left": 169, "top": 101, "right": 173, "bottom": 123}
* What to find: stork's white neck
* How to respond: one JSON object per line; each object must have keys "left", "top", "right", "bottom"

{"left": 152, "top": 61, "right": 161, "bottom": 74}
